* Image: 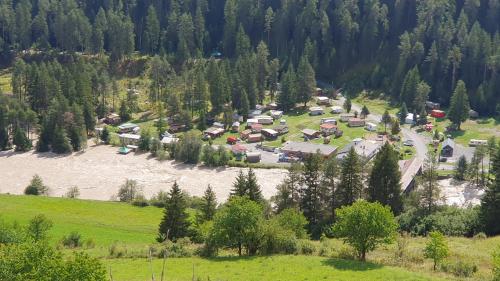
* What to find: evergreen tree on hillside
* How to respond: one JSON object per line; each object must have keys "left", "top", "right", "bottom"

{"left": 246, "top": 168, "right": 262, "bottom": 202}
{"left": 13, "top": 127, "right": 31, "bottom": 152}
{"left": 343, "top": 98, "right": 352, "bottom": 113}
{"left": 52, "top": 125, "right": 71, "bottom": 154}
{"left": 300, "top": 153, "right": 323, "bottom": 235}
{"left": 201, "top": 185, "right": 217, "bottom": 222}
{"left": 337, "top": 147, "right": 363, "bottom": 207}
{"left": 381, "top": 110, "right": 392, "bottom": 133}
{"left": 231, "top": 170, "right": 248, "bottom": 197}
{"left": 158, "top": 182, "right": 190, "bottom": 242}
{"left": 272, "top": 163, "right": 302, "bottom": 213}
{"left": 256, "top": 41, "right": 270, "bottom": 104}
{"left": 368, "top": 143, "right": 402, "bottom": 214}
{"left": 454, "top": 155, "right": 468, "bottom": 181}
{"left": 400, "top": 67, "right": 421, "bottom": 108}
{"left": 296, "top": 55, "right": 316, "bottom": 107}
{"left": 143, "top": 5, "right": 160, "bottom": 53}
{"left": 480, "top": 145, "right": 500, "bottom": 236}
{"left": 278, "top": 64, "right": 297, "bottom": 112}
{"left": 399, "top": 102, "right": 409, "bottom": 123}
{"left": 448, "top": 80, "right": 470, "bottom": 130}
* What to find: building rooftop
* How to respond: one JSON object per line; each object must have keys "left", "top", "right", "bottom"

{"left": 282, "top": 141, "right": 338, "bottom": 156}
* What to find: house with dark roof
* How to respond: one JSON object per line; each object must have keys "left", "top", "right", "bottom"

{"left": 281, "top": 142, "right": 338, "bottom": 158}
{"left": 441, "top": 138, "right": 455, "bottom": 157}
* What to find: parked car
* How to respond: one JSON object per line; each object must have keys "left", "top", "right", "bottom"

{"left": 403, "top": 140, "right": 414, "bottom": 146}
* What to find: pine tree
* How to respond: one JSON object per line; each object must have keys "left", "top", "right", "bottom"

{"left": 158, "top": 182, "right": 190, "bottom": 242}
{"left": 399, "top": 102, "right": 409, "bottom": 123}
{"left": 454, "top": 155, "right": 468, "bottom": 181}
{"left": 143, "top": 5, "right": 160, "bottom": 53}
{"left": 246, "top": 169, "right": 262, "bottom": 202}
{"left": 391, "top": 118, "right": 401, "bottom": 135}
{"left": 368, "top": 143, "right": 402, "bottom": 214}
{"left": 256, "top": 41, "right": 269, "bottom": 103}
{"left": 343, "top": 98, "right": 352, "bottom": 113}
{"left": 119, "top": 100, "right": 131, "bottom": 122}
{"left": 278, "top": 64, "right": 297, "bottom": 112}
{"left": 296, "top": 55, "right": 316, "bottom": 107}
{"left": 100, "top": 126, "right": 110, "bottom": 144}
{"left": 13, "top": 127, "right": 31, "bottom": 152}
{"left": 52, "top": 125, "right": 71, "bottom": 154}
{"left": 201, "top": 185, "right": 217, "bottom": 222}
{"left": 300, "top": 153, "right": 323, "bottom": 235}
{"left": 231, "top": 170, "right": 247, "bottom": 197}
{"left": 448, "top": 80, "right": 470, "bottom": 130}
{"left": 381, "top": 110, "right": 392, "bottom": 133}
{"left": 420, "top": 152, "right": 440, "bottom": 215}
{"left": 413, "top": 81, "right": 431, "bottom": 113}
{"left": 337, "top": 147, "right": 363, "bottom": 207}
{"left": 272, "top": 163, "right": 302, "bottom": 213}
{"left": 361, "top": 105, "right": 370, "bottom": 118}
{"left": 239, "top": 89, "right": 250, "bottom": 119}
{"left": 480, "top": 146, "right": 500, "bottom": 236}
{"left": 321, "top": 157, "right": 339, "bottom": 221}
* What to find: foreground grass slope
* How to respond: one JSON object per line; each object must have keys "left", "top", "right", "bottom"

{"left": 106, "top": 256, "right": 443, "bottom": 281}
{"left": 0, "top": 194, "right": 162, "bottom": 246}
{"left": 1, "top": 195, "right": 498, "bottom": 280}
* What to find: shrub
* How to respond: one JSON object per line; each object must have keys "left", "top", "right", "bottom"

{"left": 150, "top": 190, "right": 168, "bottom": 208}
{"left": 24, "top": 175, "right": 49, "bottom": 196}
{"left": 296, "top": 239, "right": 316, "bottom": 255}
{"left": 274, "top": 208, "right": 308, "bottom": 239}
{"left": 108, "top": 242, "right": 128, "bottom": 258}
{"left": 109, "top": 133, "right": 121, "bottom": 146}
{"left": 440, "top": 260, "right": 477, "bottom": 278}
{"left": 61, "top": 231, "right": 83, "bottom": 248}
{"left": 260, "top": 220, "right": 298, "bottom": 255}
{"left": 160, "top": 238, "right": 194, "bottom": 258}
{"left": 131, "top": 194, "right": 150, "bottom": 207}
{"left": 337, "top": 246, "right": 357, "bottom": 260}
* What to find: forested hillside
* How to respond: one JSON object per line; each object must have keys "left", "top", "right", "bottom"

{"left": 0, "top": 0, "right": 499, "bottom": 115}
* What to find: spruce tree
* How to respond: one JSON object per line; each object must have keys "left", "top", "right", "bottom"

{"left": 231, "top": 170, "right": 247, "bottom": 197}
{"left": 343, "top": 97, "right": 352, "bottom": 113}
{"left": 272, "top": 163, "right": 302, "bottom": 213}
{"left": 201, "top": 185, "right": 217, "bottom": 222}
{"left": 448, "top": 80, "right": 470, "bottom": 130}
{"left": 300, "top": 153, "right": 323, "bottom": 235}
{"left": 52, "top": 125, "right": 71, "bottom": 154}
{"left": 321, "top": 157, "right": 339, "bottom": 221}
{"left": 367, "top": 143, "right": 402, "bottom": 214}
{"left": 337, "top": 147, "right": 363, "bottom": 207}
{"left": 399, "top": 102, "right": 409, "bottom": 123}
{"left": 381, "top": 110, "right": 392, "bottom": 133}
{"left": 246, "top": 168, "right": 262, "bottom": 202}
{"left": 296, "top": 55, "right": 316, "bottom": 107}
{"left": 454, "top": 155, "right": 468, "bottom": 181}
{"left": 480, "top": 146, "right": 500, "bottom": 235}
{"left": 158, "top": 182, "right": 190, "bottom": 242}
{"left": 420, "top": 152, "right": 441, "bottom": 215}
{"left": 13, "top": 128, "right": 31, "bottom": 152}
{"left": 278, "top": 64, "right": 296, "bottom": 112}
{"left": 361, "top": 105, "right": 370, "bottom": 118}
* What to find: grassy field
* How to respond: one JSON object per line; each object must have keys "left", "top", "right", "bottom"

{"left": 0, "top": 195, "right": 498, "bottom": 280}
{"left": 0, "top": 194, "right": 162, "bottom": 249}
{"left": 431, "top": 117, "right": 500, "bottom": 146}
{"left": 105, "top": 255, "right": 444, "bottom": 281}
{"left": 352, "top": 93, "right": 399, "bottom": 116}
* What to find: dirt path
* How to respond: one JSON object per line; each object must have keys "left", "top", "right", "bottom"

{"left": 0, "top": 145, "right": 287, "bottom": 202}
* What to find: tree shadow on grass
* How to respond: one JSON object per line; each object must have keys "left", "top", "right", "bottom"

{"left": 321, "top": 258, "right": 383, "bottom": 271}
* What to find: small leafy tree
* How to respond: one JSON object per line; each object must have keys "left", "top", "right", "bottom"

{"left": 138, "top": 129, "right": 152, "bottom": 151}
{"left": 117, "top": 179, "right": 140, "bottom": 202}
{"left": 211, "top": 196, "right": 263, "bottom": 256}
{"left": 24, "top": 175, "right": 49, "bottom": 196}
{"left": 333, "top": 200, "right": 398, "bottom": 261}
{"left": 424, "top": 231, "right": 449, "bottom": 270}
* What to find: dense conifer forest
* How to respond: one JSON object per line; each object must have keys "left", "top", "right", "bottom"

{"left": 0, "top": 0, "right": 499, "bottom": 115}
